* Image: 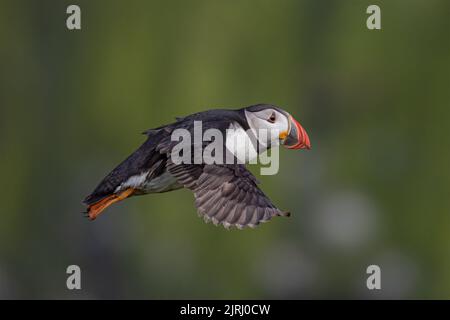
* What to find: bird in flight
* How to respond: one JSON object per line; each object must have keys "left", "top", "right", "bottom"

{"left": 83, "top": 104, "right": 311, "bottom": 229}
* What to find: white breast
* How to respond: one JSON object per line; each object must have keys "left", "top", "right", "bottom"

{"left": 225, "top": 122, "right": 259, "bottom": 163}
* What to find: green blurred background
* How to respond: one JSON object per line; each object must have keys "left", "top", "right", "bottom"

{"left": 0, "top": 0, "right": 449, "bottom": 299}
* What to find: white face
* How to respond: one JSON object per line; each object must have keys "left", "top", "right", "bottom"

{"left": 245, "top": 108, "right": 290, "bottom": 147}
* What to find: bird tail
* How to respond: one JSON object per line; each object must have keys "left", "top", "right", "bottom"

{"left": 84, "top": 188, "right": 135, "bottom": 220}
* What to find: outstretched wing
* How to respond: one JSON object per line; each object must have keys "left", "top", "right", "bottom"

{"left": 167, "top": 161, "right": 290, "bottom": 229}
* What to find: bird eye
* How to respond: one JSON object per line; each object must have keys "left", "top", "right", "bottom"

{"left": 268, "top": 113, "right": 276, "bottom": 123}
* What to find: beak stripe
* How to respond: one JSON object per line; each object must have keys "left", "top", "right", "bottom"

{"left": 287, "top": 116, "right": 311, "bottom": 150}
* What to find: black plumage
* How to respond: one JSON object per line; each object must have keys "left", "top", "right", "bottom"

{"left": 83, "top": 104, "right": 307, "bottom": 229}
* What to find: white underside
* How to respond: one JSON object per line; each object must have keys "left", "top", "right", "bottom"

{"left": 225, "top": 122, "right": 260, "bottom": 163}
{"left": 115, "top": 172, "right": 149, "bottom": 192}
{"left": 142, "top": 171, "right": 182, "bottom": 193}
{"left": 116, "top": 170, "right": 182, "bottom": 194}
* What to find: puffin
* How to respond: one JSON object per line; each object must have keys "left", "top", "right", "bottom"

{"left": 83, "top": 104, "right": 311, "bottom": 229}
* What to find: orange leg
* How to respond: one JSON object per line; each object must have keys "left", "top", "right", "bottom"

{"left": 87, "top": 188, "right": 135, "bottom": 220}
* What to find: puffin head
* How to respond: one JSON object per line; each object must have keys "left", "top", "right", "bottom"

{"left": 243, "top": 104, "right": 311, "bottom": 150}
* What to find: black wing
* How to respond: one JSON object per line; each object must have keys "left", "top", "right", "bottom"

{"left": 167, "top": 161, "right": 290, "bottom": 229}
{"left": 83, "top": 111, "right": 237, "bottom": 206}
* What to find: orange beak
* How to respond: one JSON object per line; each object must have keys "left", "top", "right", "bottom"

{"left": 282, "top": 115, "right": 311, "bottom": 150}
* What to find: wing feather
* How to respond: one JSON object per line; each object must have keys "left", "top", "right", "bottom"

{"left": 166, "top": 161, "right": 288, "bottom": 229}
